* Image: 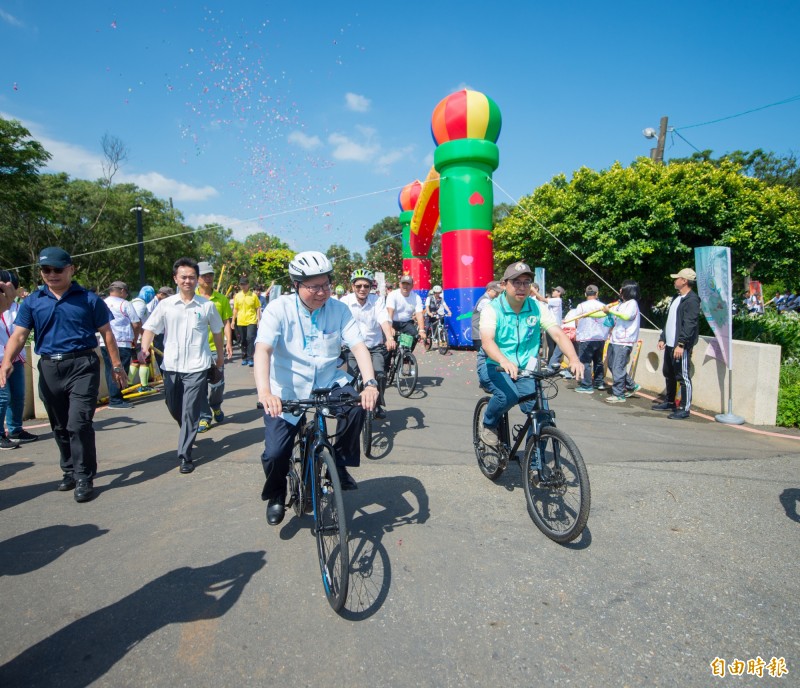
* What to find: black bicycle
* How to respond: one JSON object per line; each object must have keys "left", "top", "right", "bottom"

{"left": 283, "top": 389, "right": 363, "bottom": 611}
{"left": 385, "top": 332, "right": 418, "bottom": 397}
{"left": 351, "top": 369, "right": 386, "bottom": 459}
{"left": 473, "top": 367, "right": 590, "bottom": 543}
{"left": 424, "top": 315, "right": 450, "bottom": 355}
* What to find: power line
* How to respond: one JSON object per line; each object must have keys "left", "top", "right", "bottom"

{"left": 674, "top": 94, "right": 800, "bottom": 131}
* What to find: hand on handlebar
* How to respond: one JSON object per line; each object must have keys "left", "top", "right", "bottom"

{"left": 259, "top": 392, "right": 283, "bottom": 418}
{"left": 498, "top": 359, "right": 519, "bottom": 380}
{"left": 359, "top": 385, "right": 379, "bottom": 411}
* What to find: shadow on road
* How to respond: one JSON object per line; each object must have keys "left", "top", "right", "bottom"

{"left": 340, "top": 475, "right": 430, "bottom": 621}
{"left": 0, "top": 550, "right": 266, "bottom": 687}
{"left": 0, "top": 461, "right": 34, "bottom": 482}
{"left": 0, "top": 524, "right": 109, "bottom": 576}
{"left": 779, "top": 488, "right": 800, "bottom": 523}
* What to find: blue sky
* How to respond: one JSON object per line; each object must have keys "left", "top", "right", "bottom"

{"left": 2, "top": 1, "right": 799, "bottom": 257}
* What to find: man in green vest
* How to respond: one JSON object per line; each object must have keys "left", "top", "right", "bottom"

{"left": 196, "top": 261, "right": 233, "bottom": 432}
{"left": 477, "top": 261, "right": 582, "bottom": 447}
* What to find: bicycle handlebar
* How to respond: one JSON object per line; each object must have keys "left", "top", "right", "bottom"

{"left": 282, "top": 393, "right": 363, "bottom": 417}
{"left": 493, "top": 366, "right": 561, "bottom": 380}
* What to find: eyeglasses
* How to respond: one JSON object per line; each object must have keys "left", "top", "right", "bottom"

{"left": 511, "top": 280, "right": 532, "bottom": 289}
{"left": 353, "top": 283, "right": 371, "bottom": 290}
{"left": 301, "top": 282, "right": 332, "bottom": 294}
{"left": 41, "top": 267, "right": 65, "bottom": 275}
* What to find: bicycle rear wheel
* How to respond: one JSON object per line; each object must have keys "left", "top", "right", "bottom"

{"left": 361, "top": 410, "right": 373, "bottom": 458}
{"left": 396, "top": 351, "right": 417, "bottom": 397}
{"left": 522, "top": 426, "right": 590, "bottom": 543}
{"left": 314, "top": 449, "right": 350, "bottom": 611}
{"left": 472, "top": 396, "right": 505, "bottom": 480}
{"left": 437, "top": 324, "right": 449, "bottom": 355}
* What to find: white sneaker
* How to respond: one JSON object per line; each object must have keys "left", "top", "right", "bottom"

{"left": 480, "top": 425, "right": 500, "bottom": 447}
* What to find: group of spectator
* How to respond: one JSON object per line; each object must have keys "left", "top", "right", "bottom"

{"left": 766, "top": 290, "right": 800, "bottom": 313}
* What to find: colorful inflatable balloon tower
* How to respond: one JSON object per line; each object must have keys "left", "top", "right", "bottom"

{"left": 403, "top": 89, "right": 501, "bottom": 346}
{"left": 398, "top": 180, "right": 431, "bottom": 290}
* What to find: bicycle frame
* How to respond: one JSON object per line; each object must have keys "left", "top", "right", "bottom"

{"left": 495, "top": 374, "right": 557, "bottom": 468}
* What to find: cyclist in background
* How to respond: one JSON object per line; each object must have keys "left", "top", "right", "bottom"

{"left": 254, "top": 251, "right": 379, "bottom": 526}
{"left": 386, "top": 275, "right": 426, "bottom": 351}
{"left": 340, "top": 268, "right": 395, "bottom": 419}
{"left": 477, "top": 261, "right": 582, "bottom": 447}
{"left": 424, "top": 285, "right": 451, "bottom": 335}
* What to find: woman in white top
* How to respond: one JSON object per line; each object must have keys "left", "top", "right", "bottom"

{"left": 602, "top": 280, "right": 641, "bottom": 403}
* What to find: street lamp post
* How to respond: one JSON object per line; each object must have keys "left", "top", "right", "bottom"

{"left": 129, "top": 205, "right": 150, "bottom": 289}
{"left": 642, "top": 115, "right": 669, "bottom": 163}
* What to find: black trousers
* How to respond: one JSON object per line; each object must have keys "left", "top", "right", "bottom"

{"left": 392, "top": 320, "right": 419, "bottom": 352}
{"left": 237, "top": 323, "right": 257, "bottom": 360}
{"left": 260, "top": 384, "right": 364, "bottom": 500}
{"left": 38, "top": 352, "right": 101, "bottom": 481}
{"left": 663, "top": 346, "right": 693, "bottom": 411}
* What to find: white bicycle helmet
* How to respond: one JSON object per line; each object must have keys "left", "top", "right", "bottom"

{"left": 288, "top": 250, "right": 333, "bottom": 280}
{"left": 432, "top": 285, "right": 443, "bottom": 293}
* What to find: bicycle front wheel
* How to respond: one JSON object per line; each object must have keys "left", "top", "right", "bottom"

{"left": 472, "top": 396, "right": 505, "bottom": 480}
{"left": 437, "top": 324, "right": 449, "bottom": 355}
{"left": 396, "top": 351, "right": 418, "bottom": 397}
{"left": 361, "top": 410, "right": 373, "bottom": 458}
{"left": 314, "top": 449, "right": 350, "bottom": 611}
{"left": 522, "top": 427, "right": 590, "bottom": 543}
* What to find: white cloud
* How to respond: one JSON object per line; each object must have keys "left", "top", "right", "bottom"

{"left": 186, "top": 213, "right": 265, "bottom": 241}
{"left": 345, "top": 92, "right": 371, "bottom": 113}
{"left": 2, "top": 112, "right": 218, "bottom": 202}
{"left": 0, "top": 9, "right": 24, "bottom": 27}
{"left": 328, "top": 132, "right": 379, "bottom": 163}
{"left": 423, "top": 151, "right": 434, "bottom": 168}
{"left": 287, "top": 130, "right": 322, "bottom": 150}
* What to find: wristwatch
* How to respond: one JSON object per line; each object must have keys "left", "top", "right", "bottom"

{"left": 113, "top": 366, "right": 124, "bottom": 373}
{"left": 364, "top": 379, "right": 379, "bottom": 387}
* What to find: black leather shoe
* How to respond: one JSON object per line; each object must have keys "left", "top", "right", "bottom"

{"left": 374, "top": 407, "right": 387, "bottom": 419}
{"left": 266, "top": 498, "right": 285, "bottom": 525}
{"left": 179, "top": 459, "right": 195, "bottom": 474}
{"left": 668, "top": 409, "right": 690, "bottom": 420}
{"left": 58, "top": 475, "right": 76, "bottom": 491}
{"left": 652, "top": 401, "right": 675, "bottom": 411}
{"left": 74, "top": 480, "right": 94, "bottom": 503}
{"left": 337, "top": 467, "right": 358, "bottom": 491}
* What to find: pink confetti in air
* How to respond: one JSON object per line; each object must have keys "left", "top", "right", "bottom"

{"left": 13, "top": 82, "right": 18, "bottom": 91}
{"left": 461, "top": 255, "right": 474, "bottom": 266}
{"left": 469, "top": 192, "right": 484, "bottom": 205}
{"left": 110, "top": 21, "right": 117, "bottom": 29}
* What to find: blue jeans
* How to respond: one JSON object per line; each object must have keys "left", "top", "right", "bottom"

{"left": 0, "top": 360, "right": 25, "bottom": 436}
{"left": 101, "top": 346, "right": 133, "bottom": 405}
{"left": 578, "top": 340, "right": 605, "bottom": 388}
{"left": 477, "top": 363, "right": 537, "bottom": 429}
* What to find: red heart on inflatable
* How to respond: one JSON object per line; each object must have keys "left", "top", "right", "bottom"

{"left": 469, "top": 192, "right": 484, "bottom": 205}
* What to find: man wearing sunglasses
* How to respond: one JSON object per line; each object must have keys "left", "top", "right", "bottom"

{"left": 0, "top": 247, "right": 127, "bottom": 502}
{"left": 477, "top": 261, "right": 582, "bottom": 447}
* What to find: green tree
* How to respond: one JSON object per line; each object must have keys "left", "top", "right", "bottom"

{"left": 364, "top": 216, "right": 403, "bottom": 283}
{"left": 251, "top": 248, "right": 296, "bottom": 290}
{"left": 0, "top": 117, "right": 51, "bottom": 213}
{"left": 493, "top": 158, "right": 800, "bottom": 311}
{"left": 671, "top": 149, "right": 800, "bottom": 193}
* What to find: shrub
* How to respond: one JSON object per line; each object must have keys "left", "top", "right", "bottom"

{"left": 776, "top": 363, "right": 800, "bottom": 428}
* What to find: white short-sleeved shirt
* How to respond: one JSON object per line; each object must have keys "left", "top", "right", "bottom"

{"left": 386, "top": 289, "right": 423, "bottom": 322}
{"left": 609, "top": 299, "right": 640, "bottom": 345}
{"left": 0, "top": 302, "right": 25, "bottom": 363}
{"left": 340, "top": 292, "right": 389, "bottom": 349}
{"left": 104, "top": 295, "right": 140, "bottom": 347}
{"left": 131, "top": 297, "right": 149, "bottom": 324}
{"left": 256, "top": 294, "right": 363, "bottom": 425}
{"left": 575, "top": 299, "right": 610, "bottom": 342}
{"left": 144, "top": 294, "right": 223, "bottom": 373}
{"left": 546, "top": 297, "right": 563, "bottom": 326}
{"left": 664, "top": 294, "right": 684, "bottom": 347}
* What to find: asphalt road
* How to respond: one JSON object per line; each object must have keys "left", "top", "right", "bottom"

{"left": 1, "top": 348, "right": 798, "bottom": 687}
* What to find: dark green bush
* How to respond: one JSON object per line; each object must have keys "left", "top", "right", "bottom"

{"left": 732, "top": 311, "right": 800, "bottom": 361}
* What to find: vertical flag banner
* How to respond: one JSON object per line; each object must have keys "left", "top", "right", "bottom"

{"left": 694, "top": 246, "right": 732, "bottom": 368}
{"left": 535, "top": 267, "right": 546, "bottom": 298}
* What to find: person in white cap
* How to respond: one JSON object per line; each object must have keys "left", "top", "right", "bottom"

{"left": 654, "top": 267, "right": 701, "bottom": 420}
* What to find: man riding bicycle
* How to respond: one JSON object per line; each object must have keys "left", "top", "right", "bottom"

{"left": 340, "top": 268, "right": 395, "bottom": 419}
{"left": 253, "top": 251, "right": 379, "bottom": 526}
{"left": 424, "top": 285, "right": 451, "bottom": 335}
{"left": 477, "top": 261, "right": 582, "bottom": 447}
{"left": 386, "top": 274, "right": 426, "bottom": 351}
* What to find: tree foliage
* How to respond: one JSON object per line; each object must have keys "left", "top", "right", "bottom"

{"left": 493, "top": 158, "right": 800, "bottom": 310}
{"left": 671, "top": 149, "right": 800, "bottom": 193}
{"left": 364, "top": 216, "right": 403, "bottom": 283}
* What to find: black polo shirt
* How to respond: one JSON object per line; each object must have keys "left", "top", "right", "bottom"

{"left": 15, "top": 282, "right": 112, "bottom": 355}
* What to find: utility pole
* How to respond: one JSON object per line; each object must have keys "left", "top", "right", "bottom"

{"left": 651, "top": 116, "right": 669, "bottom": 164}
{"left": 130, "top": 205, "right": 150, "bottom": 289}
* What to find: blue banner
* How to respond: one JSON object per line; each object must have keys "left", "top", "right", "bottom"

{"left": 694, "top": 246, "right": 732, "bottom": 368}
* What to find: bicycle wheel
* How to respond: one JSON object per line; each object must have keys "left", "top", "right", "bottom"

{"left": 361, "top": 410, "right": 373, "bottom": 458}
{"left": 522, "top": 426, "right": 590, "bottom": 543}
{"left": 396, "top": 351, "right": 418, "bottom": 397}
{"left": 314, "top": 449, "right": 350, "bottom": 611}
{"left": 472, "top": 396, "right": 505, "bottom": 480}
{"left": 437, "top": 323, "right": 449, "bottom": 355}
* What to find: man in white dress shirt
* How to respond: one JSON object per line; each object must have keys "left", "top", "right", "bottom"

{"left": 140, "top": 257, "right": 223, "bottom": 474}
{"left": 254, "top": 251, "right": 379, "bottom": 526}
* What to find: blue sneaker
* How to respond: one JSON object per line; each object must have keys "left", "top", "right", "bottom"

{"left": 624, "top": 384, "right": 642, "bottom": 398}
{"left": 212, "top": 408, "right": 224, "bottom": 423}
{"left": 197, "top": 419, "right": 211, "bottom": 433}
{"left": 241, "top": 359, "right": 248, "bottom": 366}
{"left": 248, "top": 360, "right": 254, "bottom": 367}
{"left": 575, "top": 386, "right": 594, "bottom": 394}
